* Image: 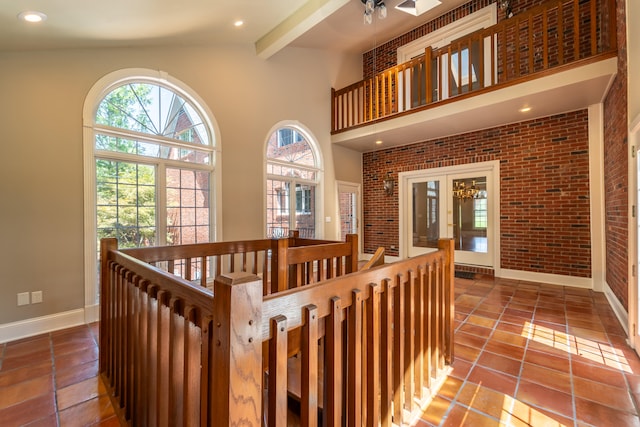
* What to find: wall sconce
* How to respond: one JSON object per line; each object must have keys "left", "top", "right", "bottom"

{"left": 383, "top": 172, "right": 394, "bottom": 196}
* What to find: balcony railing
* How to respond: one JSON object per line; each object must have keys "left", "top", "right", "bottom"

{"left": 331, "top": 0, "right": 617, "bottom": 134}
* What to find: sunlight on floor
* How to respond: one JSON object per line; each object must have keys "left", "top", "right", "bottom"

{"left": 521, "top": 321, "right": 631, "bottom": 373}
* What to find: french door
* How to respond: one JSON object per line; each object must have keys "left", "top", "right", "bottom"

{"left": 402, "top": 162, "right": 498, "bottom": 267}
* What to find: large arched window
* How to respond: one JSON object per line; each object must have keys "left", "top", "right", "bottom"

{"left": 265, "top": 124, "right": 322, "bottom": 238}
{"left": 83, "top": 69, "right": 219, "bottom": 316}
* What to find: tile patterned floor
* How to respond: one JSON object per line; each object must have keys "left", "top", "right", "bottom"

{"left": 1, "top": 276, "right": 640, "bottom": 426}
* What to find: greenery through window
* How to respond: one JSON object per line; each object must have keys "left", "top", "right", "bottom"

{"left": 94, "top": 81, "right": 214, "bottom": 276}
{"left": 266, "top": 126, "right": 320, "bottom": 239}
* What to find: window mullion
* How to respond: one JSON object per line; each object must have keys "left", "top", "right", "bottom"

{"left": 157, "top": 164, "right": 167, "bottom": 246}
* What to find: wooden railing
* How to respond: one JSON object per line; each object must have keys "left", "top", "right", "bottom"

{"left": 119, "top": 232, "right": 357, "bottom": 295}
{"left": 331, "top": 0, "right": 616, "bottom": 133}
{"left": 99, "top": 237, "right": 454, "bottom": 426}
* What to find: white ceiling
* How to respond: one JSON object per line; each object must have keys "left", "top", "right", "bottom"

{"left": 0, "top": 0, "right": 468, "bottom": 55}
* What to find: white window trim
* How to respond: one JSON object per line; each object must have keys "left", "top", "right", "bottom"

{"left": 82, "top": 68, "right": 222, "bottom": 322}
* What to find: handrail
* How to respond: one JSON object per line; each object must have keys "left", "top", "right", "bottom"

{"left": 99, "top": 237, "right": 454, "bottom": 426}
{"left": 331, "top": 0, "right": 616, "bottom": 133}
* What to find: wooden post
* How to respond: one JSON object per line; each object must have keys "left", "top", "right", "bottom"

{"left": 99, "top": 238, "right": 118, "bottom": 376}
{"left": 211, "top": 272, "right": 263, "bottom": 427}
{"left": 345, "top": 234, "right": 358, "bottom": 274}
{"left": 438, "top": 238, "right": 455, "bottom": 364}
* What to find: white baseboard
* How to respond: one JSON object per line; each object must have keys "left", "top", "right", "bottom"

{"left": 499, "top": 269, "right": 593, "bottom": 288}
{"left": 84, "top": 304, "right": 100, "bottom": 324}
{"left": 603, "top": 281, "right": 629, "bottom": 336}
{"left": 0, "top": 309, "right": 87, "bottom": 344}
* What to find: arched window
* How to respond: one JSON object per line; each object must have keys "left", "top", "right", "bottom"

{"left": 265, "top": 124, "right": 322, "bottom": 238}
{"left": 83, "top": 69, "right": 219, "bottom": 312}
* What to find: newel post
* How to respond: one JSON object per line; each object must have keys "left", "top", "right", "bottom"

{"left": 211, "top": 272, "right": 263, "bottom": 426}
{"left": 345, "top": 234, "right": 359, "bottom": 273}
{"left": 438, "top": 238, "right": 455, "bottom": 364}
{"left": 99, "top": 238, "right": 117, "bottom": 374}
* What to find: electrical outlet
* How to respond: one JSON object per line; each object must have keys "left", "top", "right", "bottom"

{"left": 31, "top": 291, "right": 43, "bottom": 304}
{"left": 17, "top": 292, "right": 30, "bottom": 306}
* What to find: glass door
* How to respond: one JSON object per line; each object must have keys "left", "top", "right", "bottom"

{"left": 406, "top": 167, "right": 494, "bottom": 267}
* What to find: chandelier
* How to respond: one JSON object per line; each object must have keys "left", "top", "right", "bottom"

{"left": 452, "top": 180, "right": 487, "bottom": 201}
{"left": 362, "top": 0, "right": 387, "bottom": 24}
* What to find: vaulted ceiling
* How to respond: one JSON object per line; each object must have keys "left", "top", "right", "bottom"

{"left": 0, "top": 0, "right": 468, "bottom": 57}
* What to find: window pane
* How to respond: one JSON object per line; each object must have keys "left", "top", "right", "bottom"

{"left": 295, "top": 184, "right": 315, "bottom": 238}
{"left": 96, "top": 83, "right": 211, "bottom": 146}
{"left": 266, "top": 179, "right": 290, "bottom": 238}
{"left": 95, "top": 160, "right": 157, "bottom": 249}
{"left": 165, "top": 167, "right": 210, "bottom": 245}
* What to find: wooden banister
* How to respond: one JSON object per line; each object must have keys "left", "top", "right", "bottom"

{"left": 100, "top": 236, "right": 454, "bottom": 426}
{"left": 331, "top": 0, "right": 616, "bottom": 134}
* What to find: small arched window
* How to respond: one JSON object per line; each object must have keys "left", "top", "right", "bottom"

{"left": 265, "top": 124, "right": 322, "bottom": 238}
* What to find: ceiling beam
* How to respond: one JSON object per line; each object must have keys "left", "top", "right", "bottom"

{"left": 255, "top": 0, "right": 349, "bottom": 59}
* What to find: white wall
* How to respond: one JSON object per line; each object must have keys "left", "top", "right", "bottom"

{"left": 0, "top": 44, "right": 362, "bottom": 329}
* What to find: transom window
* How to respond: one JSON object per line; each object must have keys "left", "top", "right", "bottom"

{"left": 266, "top": 125, "right": 321, "bottom": 238}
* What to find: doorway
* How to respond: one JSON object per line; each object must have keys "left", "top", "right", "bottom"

{"left": 337, "top": 181, "right": 361, "bottom": 244}
{"left": 400, "top": 161, "right": 500, "bottom": 268}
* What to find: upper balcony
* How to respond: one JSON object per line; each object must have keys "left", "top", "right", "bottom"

{"left": 331, "top": 0, "right": 618, "bottom": 152}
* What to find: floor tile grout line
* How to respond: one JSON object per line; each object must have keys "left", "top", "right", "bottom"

{"left": 436, "top": 278, "right": 518, "bottom": 426}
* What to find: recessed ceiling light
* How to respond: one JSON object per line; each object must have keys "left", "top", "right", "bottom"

{"left": 519, "top": 106, "right": 532, "bottom": 113}
{"left": 17, "top": 11, "right": 47, "bottom": 23}
{"left": 234, "top": 20, "right": 244, "bottom": 27}
{"left": 375, "top": 140, "right": 383, "bottom": 145}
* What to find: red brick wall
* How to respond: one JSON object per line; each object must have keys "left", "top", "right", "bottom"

{"left": 603, "top": 0, "right": 628, "bottom": 309}
{"left": 362, "top": 110, "right": 592, "bottom": 278}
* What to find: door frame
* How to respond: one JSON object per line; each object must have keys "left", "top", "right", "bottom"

{"left": 399, "top": 160, "right": 501, "bottom": 271}
{"left": 336, "top": 180, "right": 362, "bottom": 252}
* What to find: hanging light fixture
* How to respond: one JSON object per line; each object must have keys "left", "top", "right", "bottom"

{"left": 452, "top": 180, "right": 487, "bottom": 201}
{"left": 362, "top": 0, "right": 387, "bottom": 24}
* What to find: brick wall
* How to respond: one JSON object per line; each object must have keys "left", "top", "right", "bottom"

{"left": 362, "top": 110, "right": 592, "bottom": 278}
{"left": 603, "top": 0, "right": 628, "bottom": 309}
{"left": 362, "top": 0, "right": 560, "bottom": 79}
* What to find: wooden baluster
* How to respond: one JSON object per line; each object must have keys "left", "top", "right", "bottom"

{"left": 325, "top": 297, "right": 343, "bottom": 426}
{"left": 268, "top": 315, "right": 288, "bottom": 427}
{"left": 404, "top": 270, "right": 415, "bottom": 411}
{"left": 200, "top": 256, "right": 207, "bottom": 288}
{"left": 425, "top": 263, "right": 433, "bottom": 389}
{"left": 185, "top": 258, "right": 192, "bottom": 281}
{"left": 199, "top": 312, "right": 212, "bottom": 427}
{"left": 558, "top": 0, "right": 564, "bottom": 64}
{"left": 347, "top": 289, "right": 363, "bottom": 427}
{"left": 414, "top": 267, "right": 424, "bottom": 400}
{"left": 183, "top": 307, "right": 201, "bottom": 426}
{"left": 528, "top": 15, "right": 534, "bottom": 73}
{"left": 392, "top": 273, "right": 405, "bottom": 424}
{"left": 425, "top": 47, "right": 433, "bottom": 104}
{"left": 543, "top": 5, "right": 549, "bottom": 69}
{"left": 380, "top": 279, "right": 394, "bottom": 427}
{"left": 211, "top": 272, "right": 262, "bottom": 426}
{"left": 573, "top": 0, "right": 580, "bottom": 60}
{"left": 331, "top": 88, "right": 336, "bottom": 132}
{"left": 439, "top": 238, "right": 455, "bottom": 364}
{"left": 156, "top": 291, "right": 170, "bottom": 427}
{"left": 366, "top": 284, "right": 380, "bottom": 427}
{"left": 515, "top": 17, "right": 521, "bottom": 77}
{"left": 302, "top": 305, "right": 319, "bottom": 427}
{"left": 169, "top": 297, "right": 185, "bottom": 427}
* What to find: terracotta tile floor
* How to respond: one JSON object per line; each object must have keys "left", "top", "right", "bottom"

{"left": 1, "top": 276, "right": 640, "bottom": 426}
